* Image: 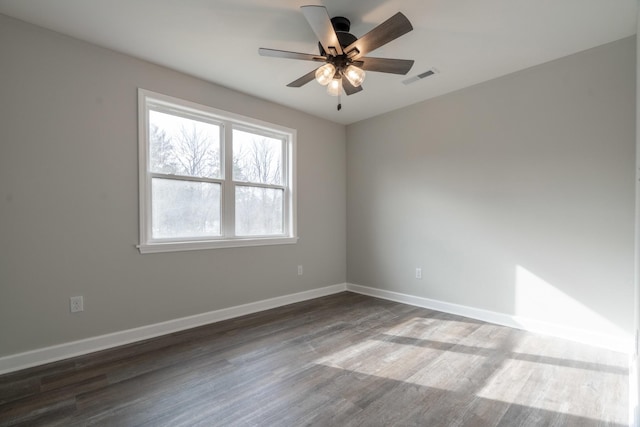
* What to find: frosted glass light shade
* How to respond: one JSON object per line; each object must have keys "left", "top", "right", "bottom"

{"left": 315, "top": 63, "right": 336, "bottom": 86}
{"left": 344, "top": 65, "right": 366, "bottom": 87}
{"left": 327, "top": 78, "right": 341, "bottom": 96}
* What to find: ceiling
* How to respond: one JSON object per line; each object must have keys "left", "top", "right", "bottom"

{"left": 0, "top": 0, "right": 636, "bottom": 125}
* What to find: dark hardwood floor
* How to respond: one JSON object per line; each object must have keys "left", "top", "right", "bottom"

{"left": 0, "top": 292, "right": 629, "bottom": 426}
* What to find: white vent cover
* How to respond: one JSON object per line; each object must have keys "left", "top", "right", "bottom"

{"left": 403, "top": 68, "right": 439, "bottom": 85}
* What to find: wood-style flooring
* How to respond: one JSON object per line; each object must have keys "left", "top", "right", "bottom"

{"left": 0, "top": 292, "right": 629, "bottom": 426}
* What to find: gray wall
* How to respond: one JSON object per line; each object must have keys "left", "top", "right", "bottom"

{"left": 347, "top": 37, "right": 636, "bottom": 338}
{"left": 0, "top": 15, "right": 346, "bottom": 357}
{"left": 0, "top": 12, "right": 635, "bottom": 359}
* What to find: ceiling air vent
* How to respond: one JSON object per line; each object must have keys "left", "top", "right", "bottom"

{"left": 402, "top": 68, "right": 438, "bottom": 85}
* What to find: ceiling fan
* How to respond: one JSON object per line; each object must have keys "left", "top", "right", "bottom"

{"left": 259, "top": 5, "right": 414, "bottom": 110}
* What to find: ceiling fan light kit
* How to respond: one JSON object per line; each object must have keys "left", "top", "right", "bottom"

{"left": 315, "top": 63, "right": 336, "bottom": 86}
{"left": 259, "top": 5, "right": 415, "bottom": 111}
{"left": 327, "top": 77, "right": 342, "bottom": 96}
{"left": 344, "top": 64, "right": 365, "bottom": 87}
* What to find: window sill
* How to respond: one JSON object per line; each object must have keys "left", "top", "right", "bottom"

{"left": 137, "top": 236, "right": 299, "bottom": 254}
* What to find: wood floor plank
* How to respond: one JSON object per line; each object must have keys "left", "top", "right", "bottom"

{"left": 0, "top": 292, "right": 629, "bottom": 427}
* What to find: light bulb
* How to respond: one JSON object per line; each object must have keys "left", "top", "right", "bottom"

{"left": 344, "top": 65, "right": 365, "bottom": 87}
{"left": 315, "top": 63, "right": 336, "bottom": 86}
{"left": 327, "top": 78, "right": 341, "bottom": 96}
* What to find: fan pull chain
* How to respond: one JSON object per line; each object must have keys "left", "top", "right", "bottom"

{"left": 337, "top": 92, "right": 342, "bottom": 111}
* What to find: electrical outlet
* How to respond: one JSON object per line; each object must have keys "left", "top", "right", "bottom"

{"left": 297, "top": 265, "right": 303, "bottom": 276}
{"left": 70, "top": 296, "right": 84, "bottom": 313}
{"left": 415, "top": 268, "right": 422, "bottom": 280}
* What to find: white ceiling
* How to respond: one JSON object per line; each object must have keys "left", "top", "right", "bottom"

{"left": 0, "top": 0, "right": 636, "bottom": 125}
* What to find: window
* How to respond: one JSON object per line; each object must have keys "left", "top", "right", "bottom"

{"left": 138, "top": 89, "right": 296, "bottom": 253}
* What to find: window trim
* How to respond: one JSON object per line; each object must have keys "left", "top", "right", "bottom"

{"left": 137, "top": 89, "right": 297, "bottom": 254}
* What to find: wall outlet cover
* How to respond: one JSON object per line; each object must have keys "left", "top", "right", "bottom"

{"left": 70, "top": 296, "right": 84, "bottom": 313}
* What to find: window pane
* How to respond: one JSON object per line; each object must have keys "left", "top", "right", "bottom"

{"left": 152, "top": 178, "right": 221, "bottom": 239}
{"left": 235, "top": 186, "right": 283, "bottom": 236}
{"left": 149, "top": 110, "right": 221, "bottom": 179}
{"left": 232, "top": 129, "right": 283, "bottom": 185}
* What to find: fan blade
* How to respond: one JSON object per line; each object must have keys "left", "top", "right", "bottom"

{"left": 287, "top": 69, "right": 318, "bottom": 87}
{"left": 344, "top": 12, "right": 413, "bottom": 60}
{"left": 358, "top": 57, "right": 414, "bottom": 75}
{"left": 342, "top": 78, "right": 363, "bottom": 96}
{"left": 259, "top": 48, "right": 326, "bottom": 63}
{"left": 301, "top": 5, "right": 343, "bottom": 56}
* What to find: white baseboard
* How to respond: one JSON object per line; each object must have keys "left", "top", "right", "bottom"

{"left": 1, "top": 282, "right": 632, "bottom": 375}
{"left": 346, "top": 283, "right": 634, "bottom": 354}
{"left": 0, "top": 283, "right": 347, "bottom": 375}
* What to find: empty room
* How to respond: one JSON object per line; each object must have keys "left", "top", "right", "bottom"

{"left": 0, "top": 1, "right": 638, "bottom": 426}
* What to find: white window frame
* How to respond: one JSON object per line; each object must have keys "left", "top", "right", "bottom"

{"left": 137, "top": 89, "right": 297, "bottom": 254}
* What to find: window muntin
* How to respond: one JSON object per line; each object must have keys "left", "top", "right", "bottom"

{"left": 138, "top": 89, "right": 297, "bottom": 253}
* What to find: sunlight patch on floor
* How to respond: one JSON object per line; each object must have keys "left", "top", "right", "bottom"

{"left": 380, "top": 317, "right": 499, "bottom": 349}
{"left": 476, "top": 357, "right": 627, "bottom": 424}
{"left": 316, "top": 340, "right": 486, "bottom": 392}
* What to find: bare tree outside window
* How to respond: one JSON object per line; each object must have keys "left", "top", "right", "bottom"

{"left": 232, "top": 129, "right": 282, "bottom": 185}
{"left": 149, "top": 110, "right": 221, "bottom": 238}
{"left": 152, "top": 179, "right": 220, "bottom": 238}
{"left": 149, "top": 110, "right": 221, "bottom": 179}
{"left": 233, "top": 129, "right": 284, "bottom": 236}
{"left": 139, "top": 90, "right": 296, "bottom": 253}
{"left": 149, "top": 124, "right": 175, "bottom": 174}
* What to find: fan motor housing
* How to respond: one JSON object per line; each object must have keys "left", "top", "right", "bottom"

{"left": 318, "top": 16, "right": 358, "bottom": 56}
